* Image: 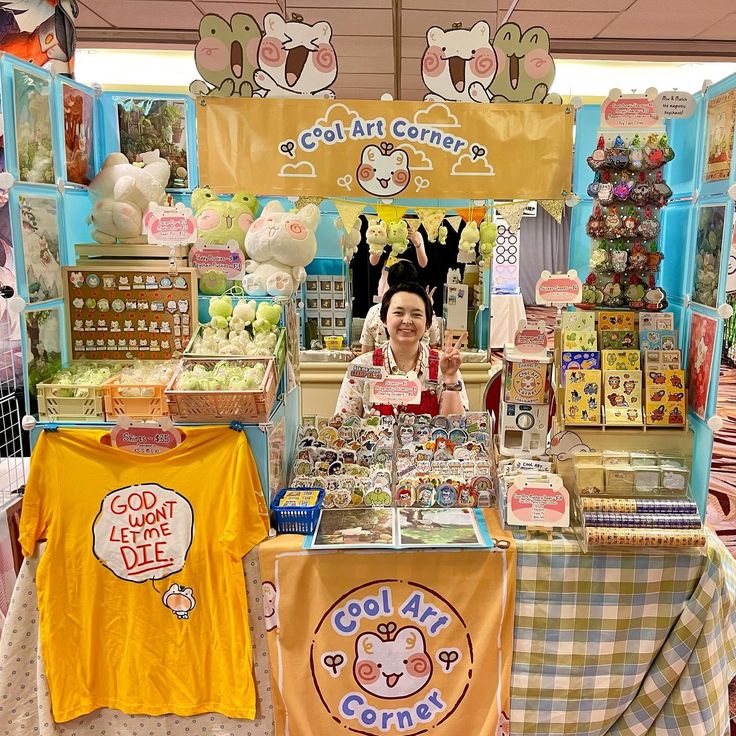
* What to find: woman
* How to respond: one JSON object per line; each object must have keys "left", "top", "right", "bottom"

{"left": 360, "top": 260, "right": 443, "bottom": 352}
{"left": 336, "top": 282, "right": 467, "bottom": 418}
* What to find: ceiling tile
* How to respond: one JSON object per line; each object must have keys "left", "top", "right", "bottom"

{"left": 499, "top": 10, "right": 617, "bottom": 38}
{"left": 598, "top": 0, "right": 734, "bottom": 39}
{"left": 280, "top": 7, "right": 392, "bottom": 36}
{"left": 194, "top": 2, "right": 281, "bottom": 21}
{"left": 87, "top": 0, "right": 203, "bottom": 29}
{"left": 402, "top": 10, "right": 498, "bottom": 38}
{"left": 697, "top": 12, "right": 736, "bottom": 40}
{"left": 77, "top": 2, "right": 112, "bottom": 27}
{"left": 403, "top": 0, "right": 494, "bottom": 10}
{"left": 499, "top": 0, "right": 631, "bottom": 10}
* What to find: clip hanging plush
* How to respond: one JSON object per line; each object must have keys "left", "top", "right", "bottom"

{"left": 458, "top": 221, "right": 480, "bottom": 263}
{"left": 366, "top": 218, "right": 389, "bottom": 265}
{"left": 478, "top": 220, "right": 497, "bottom": 268}
{"left": 387, "top": 219, "right": 409, "bottom": 257}
{"left": 437, "top": 224, "right": 448, "bottom": 245}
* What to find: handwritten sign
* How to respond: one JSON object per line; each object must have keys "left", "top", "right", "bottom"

{"left": 654, "top": 91, "right": 696, "bottom": 119}
{"left": 143, "top": 203, "right": 197, "bottom": 246}
{"left": 92, "top": 483, "right": 194, "bottom": 582}
{"left": 188, "top": 240, "right": 245, "bottom": 279}
{"left": 600, "top": 95, "right": 660, "bottom": 129}
{"left": 506, "top": 474, "right": 569, "bottom": 528}
{"left": 369, "top": 375, "right": 422, "bottom": 405}
{"left": 110, "top": 424, "right": 183, "bottom": 455}
{"left": 535, "top": 270, "right": 582, "bottom": 305}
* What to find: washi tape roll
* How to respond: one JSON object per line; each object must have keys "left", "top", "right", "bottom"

{"left": 586, "top": 527, "right": 705, "bottom": 547}
{"left": 584, "top": 512, "right": 702, "bottom": 529}
{"left": 582, "top": 497, "right": 698, "bottom": 515}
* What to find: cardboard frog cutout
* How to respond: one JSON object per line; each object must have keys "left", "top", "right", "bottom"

{"left": 489, "top": 23, "right": 561, "bottom": 104}
{"left": 189, "top": 13, "right": 261, "bottom": 97}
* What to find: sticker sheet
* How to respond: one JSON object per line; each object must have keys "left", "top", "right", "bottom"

{"left": 645, "top": 369, "right": 686, "bottom": 427}
{"left": 598, "top": 311, "right": 636, "bottom": 332}
{"left": 639, "top": 312, "right": 675, "bottom": 330}
{"left": 600, "top": 329, "right": 638, "bottom": 350}
{"left": 639, "top": 329, "right": 678, "bottom": 351}
{"left": 644, "top": 350, "right": 682, "bottom": 371}
{"left": 562, "top": 311, "right": 595, "bottom": 332}
{"left": 603, "top": 370, "right": 643, "bottom": 425}
{"left": 602, "top": 349, "right": 640, "bottom": 371}
{"left": 564, "top": 369, "right": 602, "bottom": 425}
{"left": 562, "top": 330, "right": 598, "bottom": 351}
{"left": 560, "top": 351, "right": 600, "bottom": 385}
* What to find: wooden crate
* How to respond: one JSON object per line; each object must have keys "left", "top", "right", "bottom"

{"left": 165, "top": 357, "right": 277, "bottom": 424}
{"left": 75, "top": 243, "right": 189, "bottom": 268}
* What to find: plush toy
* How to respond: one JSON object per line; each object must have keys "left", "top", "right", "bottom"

{"left": 458, "top": 221, "right": 480, "bottom": 263}
{"left": 479, "top": 220, "right": 496, "bottom": 267}
{"left": 191, "top": 186, "right": 259, "bottom": 295}
{"left": 88, "top": 150, "right": 170, "bottom": 244}
{"left": 336, "top": 217, "right": 361, "bottom": 260}
{"left": 366, "top": 218, "right": 388, "bottom": 266}
{"left": 243, "top": 200, "right": 319, "bottom": 296}
{"left": 387, "top": 220, "right": 409, "bottom": 257}
{"left": 252, "top": 301, "right": 283, "bottom": 333}
{"left": 437, "top": 225, "right": 448, "bottom": 245}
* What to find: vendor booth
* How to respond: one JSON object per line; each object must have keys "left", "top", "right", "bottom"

{"left": 0, "top": 14, "right": 735, "bottom": 735}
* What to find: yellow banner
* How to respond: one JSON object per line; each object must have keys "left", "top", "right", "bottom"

{"left": 259, "top": 517, "right": 516, "bottom": 736}
{"left": 197, "top": 98, "right": 573, "bottom": 200}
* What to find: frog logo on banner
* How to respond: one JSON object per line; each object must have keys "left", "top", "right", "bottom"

{"left": 311, "top": 580, "right": 472, "bottom": 734}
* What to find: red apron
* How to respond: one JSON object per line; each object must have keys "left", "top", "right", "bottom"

{"left": 370, "top": 347, "right": 441, "bottom": 417}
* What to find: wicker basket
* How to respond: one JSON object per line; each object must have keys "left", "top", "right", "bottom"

{"left": 165, "top": 357, "right": 278, "bottom": 423}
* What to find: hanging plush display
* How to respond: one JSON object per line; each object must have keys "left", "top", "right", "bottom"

{"left": 478, "top": 219, "right": 497, "bottom": 269}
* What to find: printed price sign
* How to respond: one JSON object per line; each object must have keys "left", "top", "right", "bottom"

{"left": 369, "top": 374, "right": 422, "bottom": 405}
{"left": 189, "top": 240, "right": 245, "bottom": 279}
{"left": 506, "top": 474, "right": 569, "bottom": 528}
{"left": 535, "top": 270, "right": 582, "bottom": 305}
{"left": 143, "top": 203, "right": 197, "bottom": 246}
{"left": 110, "top": 419, "right": 183, "bottom": 455}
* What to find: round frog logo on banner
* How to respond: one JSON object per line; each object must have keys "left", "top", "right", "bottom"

{"left": 311, "top": 579, "right": 472, "bottom": 735}
{"left": 92, "top": 483, "right": 194, "bottom": 582}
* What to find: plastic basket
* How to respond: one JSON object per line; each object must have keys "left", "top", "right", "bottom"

{"left": 270, "top": 487, "right": 325, "bottom": 534}
{"left": 184, "top": 326, "right": 286, "bottom": 384}
{"left": 103, "top": 377, "right": 169, "bottom": 419}
{"left": 37, "top": 379, "right": 110, "bottom": 422}
{"left": 165, "top": 356, "right": 278, "bottom": 423}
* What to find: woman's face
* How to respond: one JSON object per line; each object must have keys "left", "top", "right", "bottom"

{"left": 384, "top": 291, "right": 428, "bottom": 347}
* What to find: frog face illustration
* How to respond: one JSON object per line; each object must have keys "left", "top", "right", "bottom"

{"left": 190, "top": 13, "right": 261, "bottom": 97}
{"left": 490, "top": 23, "right": 559, "bottom": 103}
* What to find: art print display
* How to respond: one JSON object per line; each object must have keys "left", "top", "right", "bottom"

{"left": 704, "top": 89, "right": 736, "bottom": 182}
{"left": 19, "top": 195, "right": 61, "bottom": 304}
{"left": 692, "top": 205, "right": 726, "bottom": 308}
{"left": 13, "top": 68, "right": 55, "bottom": 184}
{"left": 24, "top": 308, "right": 62, "bottom": 395}
{"left": 397, "top": 508, "right": 484, "bottom": 548}
{"left": 62, "top": 83, "right": 94, "bottom": 185}
{"left": 687, "top": 311, "right": 718, "bottom": 420}
{"left": 311, "top": 508, "right": 396, "bottom": 548}
{"left": 117, "top": 98, "right": 188, "bottom": 189}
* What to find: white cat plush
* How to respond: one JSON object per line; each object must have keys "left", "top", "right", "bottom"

{"left": 243, "top": 200, "right": 319, "bottom": 296}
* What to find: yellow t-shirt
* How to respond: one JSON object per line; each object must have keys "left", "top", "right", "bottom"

{"left": 19, "top": 426, "right": 269, "bottom": 723}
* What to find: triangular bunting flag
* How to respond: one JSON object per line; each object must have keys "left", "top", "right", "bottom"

{"left": 457, "top": 206, "right": 487, "bottom": 226}
{"left": 296, "top": 195, "right": 325, "bottom": 210}
{"left": 376, "top": 203, "right": 408, "bottom": 224}
{"left": 539, "top": 199, "right": 564, "bottom": 224}
{"left": 332, "top": 199, "right": 365, "bottom": 233}
{"left": 495, "top": 201, "right": 528, "bottom": 233}
{"left": 415, "top": 207, "right": 445, "bottom": 242}
{"left": 446, "top": 215, "right": 463, "bottom": 233}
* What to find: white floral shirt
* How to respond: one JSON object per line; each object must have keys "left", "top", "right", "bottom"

{"left": 359, "top": 304, "right": 443, "bottom": 349}
{"left": 334, "top": 341, "right": 469, "bottom": 417}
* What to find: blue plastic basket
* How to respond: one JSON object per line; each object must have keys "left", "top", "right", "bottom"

{"left": 270, "top": 487, "right": 325, "bottom": 534}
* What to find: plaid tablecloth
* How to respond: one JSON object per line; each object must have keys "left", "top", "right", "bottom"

{"left": 1, "top": 531, "right": 735, "bottom": 735}
{"left": 512, "top": 530, "right": 736, "bottom": 735}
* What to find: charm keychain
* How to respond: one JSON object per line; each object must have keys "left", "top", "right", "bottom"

{"left": 605, "top": 135, "right": 630, "bottom": 170}
{"left": 651, "top": 170, "right": 672, "bottom": 208}
{"left": 587, "top": 171, "right": 602, "bottom": 198}
{"left": 613, "top": 171, "right": 635, "bottom": 201}
{"left": 630, "top": 172, "right": 652, "bottom": 206}
{"left": 621, "top": 208, "right": 640, "bottom": 239}
{"left": 598, "top": 171, "right": 614, "bottom": 205}
{"left": 587, "top": 135, "right": 606, "bottom": 171}
{"left": 628, "top": 133, "right": 645, "bottom": 172}
{"left": 639, "top": 206, "right": 660, "bottom": 239}
{"left": 586, "top": 204, "right": 606, "bottom": 238}
{"left": 604, "top": 206, "right": 624, "bottom": 239}
{"left": 644, "top": 133, "right": 664, "bottom": 169}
